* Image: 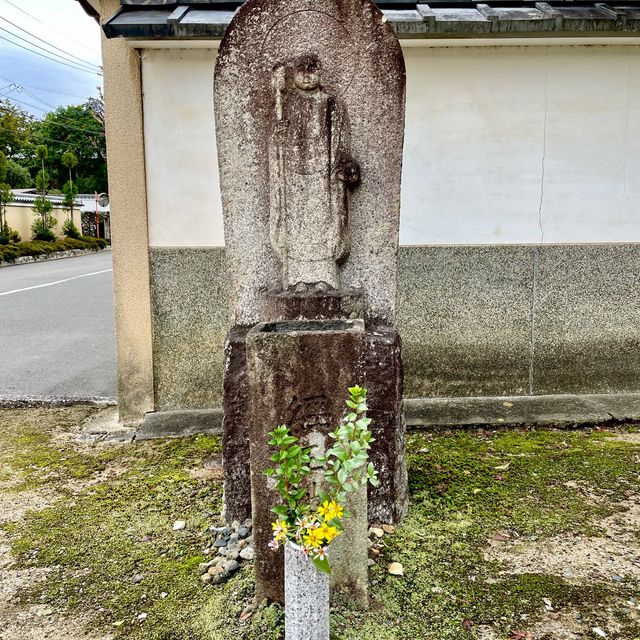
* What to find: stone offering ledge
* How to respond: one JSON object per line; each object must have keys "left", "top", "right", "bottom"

{"left": 103, "top": 3, "right": 640, "bottom": 39}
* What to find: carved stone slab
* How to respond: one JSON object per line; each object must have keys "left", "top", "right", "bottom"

{"left": 214, "top": 0, "right": 406, "bottom": 325}
{"left": 246, "top": 319, "right": 366, "bottom": 603}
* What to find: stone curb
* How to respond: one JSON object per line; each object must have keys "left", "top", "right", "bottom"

{"left": 136, "top": 408, "right": 223, "bottom": 440}
{"left": 0, "top": 247, "right": 110, "bottom": 268}
{"left": 0, "top": 395, "right": 117, "bottom": 409}
{"left": 405, "top": 393, "right": 640, "bottom": 429}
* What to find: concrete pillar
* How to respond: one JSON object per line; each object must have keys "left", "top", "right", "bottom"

{"left": 99, "top": 0, "right": 155, "bottom": 424}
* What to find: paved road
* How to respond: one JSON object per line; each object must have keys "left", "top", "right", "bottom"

{"left": 0, "top": 252, "right": 117, "bottom": 399}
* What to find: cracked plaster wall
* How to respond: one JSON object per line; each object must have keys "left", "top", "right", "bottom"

{"left": 139, "top": 43, "right": 640, "bottom": 408}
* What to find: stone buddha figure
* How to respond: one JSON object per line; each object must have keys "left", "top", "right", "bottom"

{"left": 269, "top": 54, "right": 360, "bottom": 291}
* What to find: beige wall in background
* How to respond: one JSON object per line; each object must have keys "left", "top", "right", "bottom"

{"left": 5, "top": 204, "right": 67, "bottom": 241}
{"left": 99, "top": 0, "right": 155, "bottom": 424}
{"left": 139, "top": 42, "right": 640, "bottom": 248}
{"left": 142, "top": 48, "right": 224, "bottom": 248}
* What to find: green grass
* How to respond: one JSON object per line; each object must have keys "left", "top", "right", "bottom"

{"left": 1, "top": 408, "right": 639, "bottom": 639}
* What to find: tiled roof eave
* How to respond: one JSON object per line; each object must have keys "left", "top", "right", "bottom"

{"left": 102, "top": 3, "right": 640, "bottom": 40}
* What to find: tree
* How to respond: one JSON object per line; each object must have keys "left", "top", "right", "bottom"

{"left": 32, "top": 145, "right": 56, "bottom": 241}
{"left": 0, "top": 99, "right": 33, "bottom": 158}
{"left": 61, "top": 151, "right": 78, "bottom": 224}
{"left": 0, "top": 183, "right": 12, "bottom": 239}
{"left": 6, "top": 159, "right": 31, "bottom": 188}
{"left": 34, "top": 104, "right": 106, "bottom": 192}
{"left": 0, "top": 151, "right": 6, "bottom": 183}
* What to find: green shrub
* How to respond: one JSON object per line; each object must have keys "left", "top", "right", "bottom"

{"left": 31, "top": 217, "right": 57, "bottom": 242}
{"left": 16, "top": 241, "right": 57, "bottom": 257}
{"left": 57, "top": 237, "right": 86, "bottom": 250}
{"left": 80, "top": 236, "right": 109, "bottom": 250}
{"left": 0, "top": 224, "right": 20, "bottom": 245}
{"left": 61, "top": 219, "right": 82, "bottom": 240}
{"left": 0, "top": 244, "right": 19, "bottom": 263}
{"left": 0, "top": 236, "right": 109, "bottom": 263}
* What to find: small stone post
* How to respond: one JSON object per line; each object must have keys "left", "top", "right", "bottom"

{"left": 284, "top": 543, "right": 329, "bottom": 640}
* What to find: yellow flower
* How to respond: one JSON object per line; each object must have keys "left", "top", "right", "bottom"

{"left": 272, "top": 519, "right": 289, "bottom": 542}
{"left": 303, "top": 527, "right": 325, "bottom": 549}
{"left": 318, "top": 500, "right": 344, "bottom": 521}
{"left": 317, "top": 500, "right": 332, "bottom": 519}
{"left": 318, "top": 523, "right": 340, "bottom": 543}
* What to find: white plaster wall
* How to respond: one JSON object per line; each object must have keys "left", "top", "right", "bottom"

{"left": 142, "top": 48, "right": 223, "bottom": 247}
{"left": 142, "top": 44, "right": 640, "bottom": 247}
{"left": 401, "top": 45, "right": 640, "bottom": 245}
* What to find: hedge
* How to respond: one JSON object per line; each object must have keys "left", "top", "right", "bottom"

{"left": 0, "top": 237, "right": 109, "bottom": 264}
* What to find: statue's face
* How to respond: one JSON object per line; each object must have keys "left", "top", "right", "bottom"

{"left": 293, "top": 62, "right": 321, "bottom": 91}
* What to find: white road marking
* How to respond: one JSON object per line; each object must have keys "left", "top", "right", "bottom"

{"left": 0, "top": 269, "right": 113, "bottom": 297}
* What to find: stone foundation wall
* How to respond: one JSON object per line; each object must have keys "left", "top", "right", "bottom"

{"left": 148, "top": 244, "right": 640, "bottom": 409}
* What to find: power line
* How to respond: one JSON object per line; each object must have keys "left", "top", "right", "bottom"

{"left": 0, "top": 26, "right": 101, "bottom": 74}
{"left": 2, "top": 85, "right": 105, "bottom": 135}
{"left": 2, "top": 94, "right": 105, "bottom": 137}
{"left": 0, "top": 123, "right": 100, "bottom": 149}
{"left": 0, "top": 32, "right": 102, "bottom": 77}
{"left": 0, "top": 75, "right": 89, "bottom": 100}
{"left": 0, "top": 16, "right": 101, "bottom": 72}
{"left": 1, "top": 0, "right": 100, "bottom": 57}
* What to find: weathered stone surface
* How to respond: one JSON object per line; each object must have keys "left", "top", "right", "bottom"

{"left": 221, "top": 325, "right": 252, "bottom": 524}
{"left": 404, "top": 393, "right": 640, "bottom": 429}
{"left": 247, "top": 319, "right": 365, "bottom": 603}
{"left": 364, "top": 325, "right": 408, "bottom": 524}
{"left": 397, "top": 246, "right": 533, "bottom": 399}
{"left": 136, "top": 408, "right": 222, "bottom": 440}
{"left": 533, "top": 245, "right": 640, "bottom": 395}
{"left": 263, "top": 286, "right": 364, "bottom": 322}
{"left": 214, "top": 0, "right": 405, "bottom": 325}
{"left": 329, "top": 484, "right": 368, "bottom": 608}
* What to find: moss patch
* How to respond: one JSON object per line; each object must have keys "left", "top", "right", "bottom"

{"left": 1, "top": 409, "right": 640, "bottom": 640}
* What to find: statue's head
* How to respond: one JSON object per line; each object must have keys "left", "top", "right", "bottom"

{"left": 293, "top": 54, "right": 321, "bottom": 92}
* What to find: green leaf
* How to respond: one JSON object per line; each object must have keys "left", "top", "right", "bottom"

{"left": 312, "top": 554, "right": 332, "bottom": 575}
{"left": 271, "top": 504, "right": 289, "bottom": 516}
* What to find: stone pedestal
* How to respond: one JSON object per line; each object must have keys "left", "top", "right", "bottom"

{"left": 222, "top": 318, "right": 409, "bottom": 529}
{"left": 365, "top": 325, "right": 409, "bottom": 523}
{"left": 246, "top": 319, "right": 366, "bottom": 603}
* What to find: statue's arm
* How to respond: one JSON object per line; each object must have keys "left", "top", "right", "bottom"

{"left": 332, "top": 101, "right": 360, "bottom": 185}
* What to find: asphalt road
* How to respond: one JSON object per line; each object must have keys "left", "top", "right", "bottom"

{"left": 0, "top": 252, "right": 117, "bottom": 399}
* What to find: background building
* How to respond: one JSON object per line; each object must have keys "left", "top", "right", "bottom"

{"left": 77, "top": 0, "right": 640, "bottom": 427}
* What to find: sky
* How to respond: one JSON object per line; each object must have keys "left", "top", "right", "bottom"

{"left": 0, "top": 0, "right": 103, "bottom": 118}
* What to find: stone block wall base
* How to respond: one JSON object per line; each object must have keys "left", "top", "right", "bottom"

{"left": 405, "top": 392, "right": 640, "bottom": 429}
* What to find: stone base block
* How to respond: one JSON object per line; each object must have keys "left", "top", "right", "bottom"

{"left": 263, "top": 286, "right": 364, "bottom": 321}
{"left": 222, "top": 321, "right": 408, "bottom": 528}
{"left": 221, "top": 325, "right": 252, "bottom": 523}
{"left": 365, "top": 326, "right": 409, "bottom": 524}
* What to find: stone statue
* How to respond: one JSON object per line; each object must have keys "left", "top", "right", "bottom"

{"left": 269, "top": 54, "right": 360, "bottom": 291}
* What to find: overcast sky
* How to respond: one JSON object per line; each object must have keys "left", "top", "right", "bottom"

{"left": 0, "top": 0, "right": 103, "bottom": 117}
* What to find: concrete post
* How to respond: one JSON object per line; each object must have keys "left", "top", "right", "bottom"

{"left": 284, "top": 543, "right": 329, "bottom": 640}
{"left": 99, "top": 0, "right": 155, "bottom": 424}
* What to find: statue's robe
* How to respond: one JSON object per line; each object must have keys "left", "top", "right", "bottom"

{"left": 270, "top": 86, "right": 351, "bottom": 289}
